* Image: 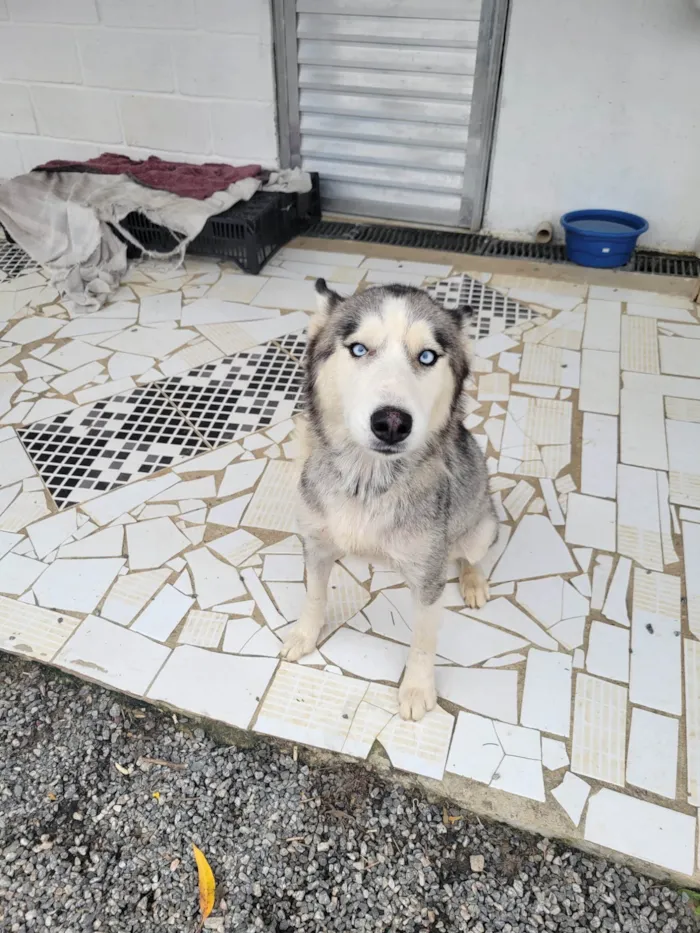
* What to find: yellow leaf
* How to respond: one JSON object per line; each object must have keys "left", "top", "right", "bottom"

{"left": 192, "top": 843, "right": 215, "bottom": 929}
{"left": 152, "top": 791, "right": 160, "bottom": 800}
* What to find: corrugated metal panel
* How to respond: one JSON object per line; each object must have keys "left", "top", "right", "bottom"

{"left": 294, "top": 0, "right": 482, "bottom": 225}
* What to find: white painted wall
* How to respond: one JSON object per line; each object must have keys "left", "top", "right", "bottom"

{"left": 485, "top": 0, "right": 700, "bottom": 252}
{"left": 0, "top": 0, "right": 278, "bottom": 179}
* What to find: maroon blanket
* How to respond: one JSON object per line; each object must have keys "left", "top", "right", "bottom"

{"left": 34, "top": 153, "right": 262, "bottom": 201}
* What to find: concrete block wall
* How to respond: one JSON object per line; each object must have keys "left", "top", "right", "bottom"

{"left": 0, "top": 0, "right": 279, "bottom": 179}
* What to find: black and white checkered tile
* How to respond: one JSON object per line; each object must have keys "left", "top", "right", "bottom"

{"left": 0, "top": 241, "right": 39, "bottom": 282}
{"left": 274, "top": 329, "right": 307, "bottom": 363}
{"left": 19, "top": 386, "right": 207, "bottom": 507}
{"left": 160, "top": 342, "right": 305, "bottom": 447}
{"left": 428, "top": 274, "right": 539, "bottom": 339}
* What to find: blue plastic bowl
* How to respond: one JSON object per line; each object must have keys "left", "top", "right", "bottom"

{"left": 560, "top": 209, "right": 649, "bottom": 269}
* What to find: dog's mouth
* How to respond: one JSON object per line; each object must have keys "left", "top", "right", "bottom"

{"left": 369, "top": 442, "right": 405, "bottom": 457}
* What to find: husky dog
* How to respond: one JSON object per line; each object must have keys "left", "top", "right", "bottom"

{"left": 281, "top": 279, "right": 498, "bottom": 721}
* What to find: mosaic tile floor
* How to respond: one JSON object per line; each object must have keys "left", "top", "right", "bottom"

{"left": 1, "top": 239, "right": 700, "bottom": 882}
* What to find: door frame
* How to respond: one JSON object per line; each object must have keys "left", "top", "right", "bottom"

{"left": 271, "top": 0, "right": 511, "bottom": 232}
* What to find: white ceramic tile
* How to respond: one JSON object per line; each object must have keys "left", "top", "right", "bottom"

{"left": 0, "top": 552, "right": 46, "bottom": 595}
{"left": 498, "top": 351, "right": 520, "bottom": 374}
{"left": 99, "top": 568, "right": 170, "bottom": 626}
{"left": 208, "top": 528, "right": 263, "bottom": 568}
{"left": 267, "top": 582, "right": 306, "bottom": 622}
{"left": 446, "top": 712, "right": 505, "bottom": 784}
{"left": 586, "top": 621, "right": 629, "bottom": 683}
{"left": 437, "top": 667, "right": 518, "bottom": 723}
{"left": 149, "top": 645, "right": 277, "bottom": 728}
{"left": 626, "top": 707, "right": 678, "bottom": 799}
{"left": 437, "top": 609, "right": 528, "bottom": 667}
{"left": 100, "top": 326, "right": 197, "bottom": 360}
{"left": 584, "top": 789, "right": 695, "bottom": 876}
{"left": 149, "top": 477, "right": 216, "bottom": 502}
{"left": 253, "top": 278, "right": 337, "bottom": 312}
{"left": 490, "top": 515, "right": 576, "bottom": 583}
{"left": 685, "top": 638, "right": 700, "bottom": 806}
{"left": 126, "top": 517, "right": 190, "bottom": 571}
{"left": 131, "top": 583, "right": 194, "bottom": 642}
{"left": 681, "top": 521, "right": 700, "bottom": 641}
{"left": 0, "top": 594, "right": 79, "bottom": 661}
{"left": 375, "top": 701, "right": 454, "bottom": 781}
{"left": 629, "top": 568, "right": 681, "bottom": 715}
{"left": 617, "top": 464, "right": 663, "bottom": 571}
{"left": 255, "top": 662, "right": 367, "bottom": 752}
{"left": 659, "top": 335, "right": 700, "bottom": 378}
{"left": 552, "top": 773, "right": 590, "bottom": 826}
{"left": 107, "top": 351, "right": 156, "bottom": 381}
{"left": 0, "top": 437, "right": 37, "bottom": 490}
{"left": 178, "top": 609, "right": 227, "bottom": 649}
{"left": 34, "top": 557, "right": 124, "bottom": 613}
{"left": 0, "top": 530, "right": 22, "bottom": 560}
{"left": 519, "top": 344, "right": 580, "bottom": 388}
{"left": 620, "top": 387, "right": 667, "bottom": 471}
{"left": 515, "top": 575, "right": 583, "bottom": 629}
{"left": 465, "top": 598, "right": 557, "bottom": 651}
{"left": 572, "top": 548, "right": 592, "bottom": 572}
{"left": 0, "top": 489, "right": 50, "bottom": 532}
{"left": 241, "top": 567, "right": 286, "bottom": 629}
{"left": 222, "top": 616, "right": 260, "bottom": 653}
{"left": 186, "top": 547, "right": 247, "bottom": 609}
{"left": 570, "top": 574, "right": 591, "bottom": 598}
{"left": 602, "top": 557, "right": 631, "bottom": 627}
{"left": 261, "top": 554, "right": 305, "bottom": 582}
{"left": 54, "top": 611, "right": 169, "bottom": 698}
{"left": 74, "top": 377, "right": 136, "bottom": 406}
{"left": 591, "top": 555, "right": 613, "bottom": 611}
{"left": 173, "top": 443, "right": 243, "bottom": 476}
{"left": 549, "top": 616, "right": 585, "bottom": 650}
{"left": 320, "top": 628, "right": 406, "bottom": 683}
{"left": 239, "top": 625, "right": 282, "bottom": 657}
{"left": 623, "top": 299, "right": 696, "bottom": 319}
{"left": 656, "top": 471, "right": 678, "bottom": 566}
{"left": 511, "top": 383, "right": 559, "bottom": 399}
{"left": 665, "top": 396, "right": 700, "bottom": 424}
{"left": 477, "top": 372, "right": 510, "bottom": 402}
{"left": 491, "top": 720, "right": 540, "bottom": 760}
{"left": 621, "top": 315, "right": 660, "bottom": 374}
{"left": 241, "top": 460, "right": 298, "bottom": 532}
{"left": 572, "top": 671, "right": 628, "bottom": 787}
{"left": 280, "top": 247, "right": 365, "bottom": 268}
{"left": 482, "top": 651, "right": 525, "bottom": 667}
{"left": 582, "top": 300, "right": 621, "bottom": 352}
{"left": 472, "top": 333, "right": 517, "bottom": 359}
{"left": 26, "top": 509, "right": 78, "bottom": 560}
{"left": 2, "top": 317, "right": 62, "bottom": 344}
{"left": 578, "top": 350, "right": 619, "bottom": 415}
{"left": 370, "top": 569, "right": 404, "bottom": 591}
{"left": 360, "top": 256, "right": 450, "bottom": 277}
{"left": 324, "top": 564, "right": 370, "bottom": 632}
{"left": 539, "top": 477, "right": 564, "bottom": 525}
{"left": 520, "top": 650, "right": 572, "bottom": 737}
{"left": 208, "top": 494, "right": 252, "bottom": 528}
{"left": 501, "top": 480, "right": 533, "bottom": 520}
{"left": 48, "top": 361, "right": 104, "bottom": 396}
{"left": 82, "top": 473, "right": 179, "bottom": 526}
{"left": 564, "top": 493, "right": 616, "bottom": 551}
{"left": 173, "top": 568, "right": 193, "bottom": 595}
{"left": 667, "top": 418, "right": 700, "bottom": 509}
{"left": 579, "top": 413, "right": 617, "bottom": 500}
{"left": 542, "top": 738, "right": 569, "bottom": 771}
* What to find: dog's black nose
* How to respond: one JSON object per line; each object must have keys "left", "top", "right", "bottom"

{"left": 370, "top": 407, "right": 413, "bottom": 445}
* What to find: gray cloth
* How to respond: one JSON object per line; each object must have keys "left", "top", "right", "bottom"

{"left": 0, "top": 168, "right": 311, "bottom": 310}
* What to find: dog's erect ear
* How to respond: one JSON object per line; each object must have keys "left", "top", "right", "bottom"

{"left": 445, "top": 303, "right": 474, "bottom": 326}
{"left": 315, "top": 278, "right": 343, "bottom": 314}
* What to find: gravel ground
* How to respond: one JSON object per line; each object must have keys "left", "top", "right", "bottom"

{"left": 1, "top": 655, "right": 698, "bottom": 933}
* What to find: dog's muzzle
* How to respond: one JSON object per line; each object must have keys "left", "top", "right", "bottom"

{"left": 370, "top": 406, "right": 413, "bottom": 447}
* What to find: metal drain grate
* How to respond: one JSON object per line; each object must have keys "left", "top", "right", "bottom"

{"left": 304, "top": 220, "right": 700, "bottom": 279}
{"left": 0, "top": 240, "right": 39, "bottom": 281}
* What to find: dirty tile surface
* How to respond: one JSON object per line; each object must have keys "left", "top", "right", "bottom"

{"left": 1, "top": 240, "right": 699, "bottom": 882}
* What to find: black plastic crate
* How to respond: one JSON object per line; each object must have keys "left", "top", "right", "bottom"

{"left": 119, "top": 172, "right": 321, "bottom": 273}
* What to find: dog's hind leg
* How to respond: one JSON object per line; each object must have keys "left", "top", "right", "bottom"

{"left": 456, "top": 514, "right": 498, "bottom": 610}
{"left": 280, "top": 534, "right": 341, "bottom": 662}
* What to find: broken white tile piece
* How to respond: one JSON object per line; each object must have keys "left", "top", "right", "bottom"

{"left": 489, "top": 582, "right": 514, "bottom": 596}
{"left": 586, "top": 621, "right": 630, "bottom": 683}
{"left": 503, "top": 480, "right": 534, "bottom": 520}
{"left": 241, "top": 460, "right": 298, "bottom": 532}
{"left": 542, "top": 738, "right": 569, "bottom": 771}
{"left": 493, "top": 720, "right": 541, "bottom": 759}
{"left": 173, "top": 443, "right": 243, "bottom": 475}
{"left": 472, "top": 333, "right": 517, "bottom": 359}
{"left": 629, "top": 568, "right": 681, "bottom": 715}
{"left": 581, "top": 413, "right": 617, "bottom": 499}
{"left": 262, "top": 554, "right": 305, "bottom": 582}
{"left": 482, "top": 651, "right": 525, "bottom": 667}
{"left": 149, "top": 645, "right": 277, "bottom": 729}
{"left": 0, "top": 489, "right": 50, "bottom": 532}
{"left": 656, "top": 471, "right": 678, "bottom": 566}
{"left": 570, "top": 574, "right": 591, "bottom": 598}
{"left": 178, "top": 609, "right": 227, "bottom": 649}
{"left": 34, "top": 558, "right": 124, "bottom": 614}
{"left": 498, "top": 351, "right": 520, "bottom": 374}
{"left": 520, "top": 650, "right": 572, "bottom": 737}
{"left": 549, "top": 616, "right": 585, "bottom": 650}
{"left": 446, "top": 712, "right": 504, "bottom": 784}
{"left": 222, "top": 616, "right": 260, "bottom": 653}
{"left": 511, "top": 383, "right": 559, "bottom": 399}
{"left": 437, "top": 667, "right": 518, "bottom": 723}
{"left": 239, "top": 625, "right": 282, "bottom": 657}
{"left": 573, "top": 648, "right": 584, "bottom": 669}
{"left": 131, "top": 584, "right": 194, "bottom": 642}
{"left": 241, "top": 567, "right": 286, "bottom": 629}
{"left": 540, "top": 477, "right": 564, "bottom": 525}
{"left": 578, "top": 349, "right": 619, "bottom": 415}
{"left": 267, "top": 581, "right": 306, "bottom": 622}
{"left": 602, "top": 557, "right": 631, "bottom": 627}
{"left": 626, "top": 707, "right": 678, "bottom": 799}
{"left": 81, "top": 473, "right": 179, "bottom": 526}
{"left": 0, "top": 552, "right": 46, "bottom": 595}
{"left": 208, "top": 529, "right": 263, "bottom": 567}
{"left": 56, "top": 615, "right": 169, "bottom": 696}
{"left": 464, "top": 598, "right": 557, "bottom": 651}
{"left": 437, "top": 609, "right": 527, "bottom": 667}
{"left": 101, "top": 568, "right": 171, "bottom": 625}
{"left": 214, "top": 599, "right": 255, "bottom": 616}
{"left": 26, "top": 509, "right": 78, "bottom": 560}
{"left": 186, "top": 547, "right": 247, "bottom": 609}
{"left": 621, "top": 315, "right": 660, "bottom": 374}
{"left": 552, "top": 773, "right": 590, "bottom": 826}
{"left": 477, "top": 372, "right": 510, "bottom": 402}
{"left": 490, "top": 515, "right": 576, "bottom": 583}
{"left": 583, "top": 300, "right": 621, "bottom": 352}
{"left": 565, "top": 493, "right": 616, "bottom": 551}
{"left": 0, "top": 595, "right": 79, "bottom": 661}
{"left": 208, "top": 494, "right": 252, "bottom": 528}
{"left": 321, "top": 628, "right": 406, "bottom": 683}
{"left": 571, "top": 672, "right": 627, "bottom": 786}
{"left": 126, "top": 517, "right": 190, "bottom": 571}
{"left": 490, "top": 755, "right": 545, "bottom": 802}
{"left": 58, "top": 525, "right": 124, "bottom": 559}
{"left": 591, "top": 555, "right": 613, "bottom": 611}
{"left": 584, "top": 789, "right": 695, "bottom": 876}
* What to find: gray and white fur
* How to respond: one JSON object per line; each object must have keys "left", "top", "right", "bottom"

{"left": 281, "top": 279, "right": 498, "bottom": 720}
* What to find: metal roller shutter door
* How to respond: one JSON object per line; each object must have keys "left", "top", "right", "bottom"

{"left": 284, "top": 0, "right": 493, "bottom": 227}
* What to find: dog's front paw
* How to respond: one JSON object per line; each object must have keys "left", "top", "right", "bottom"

{"left": 280, "top": 625, "right": 318, "bottom": 662}
{"left": 399, "top": 670, "right": 437, "bottom": 722}
{"left": 459, "top": 565, "right": 489, "bottom": 609}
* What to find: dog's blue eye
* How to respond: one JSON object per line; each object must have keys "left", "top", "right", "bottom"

{"left": 350, "top": 343, "right": 368, "bottom": 358}
{"left": 418, "top": 349, "right": 437, "bottom": 366}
